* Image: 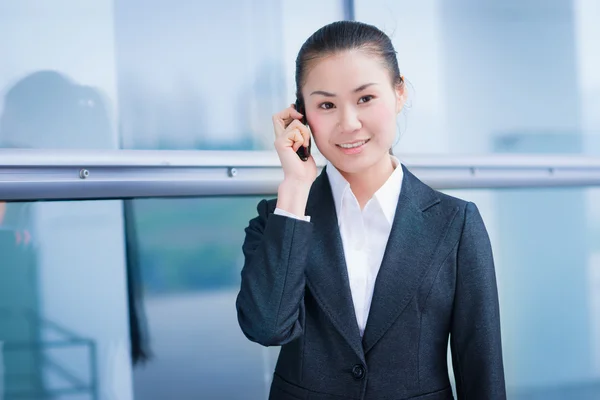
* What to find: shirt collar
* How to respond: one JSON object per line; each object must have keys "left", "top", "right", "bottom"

{"left": 326, "top": 155, "right": 404, "bottom": 226}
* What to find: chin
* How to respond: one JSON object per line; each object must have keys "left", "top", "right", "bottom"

{"left": 330, "top": 154, "right": 379, "bottom": 175}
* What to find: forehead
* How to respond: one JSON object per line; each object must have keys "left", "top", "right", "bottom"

{"left": 303, "top": 50, "right": 390, "bottom": 93}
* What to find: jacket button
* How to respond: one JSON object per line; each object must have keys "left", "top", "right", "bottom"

{"left": 351, "top": 364, "right": 365, "bottom": 380}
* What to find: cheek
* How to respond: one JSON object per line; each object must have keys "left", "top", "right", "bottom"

{"left": 365, "top": 102, "right": 397, "bottom": 139}
{"left": 307, "top": 113, "right": 334, "bottom": 139}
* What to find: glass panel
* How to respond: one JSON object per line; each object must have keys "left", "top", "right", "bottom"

{"left": 3, "top": 1, "right": 599, "bottom": 154}
{"left": 442, "top": 187, "right": 600, "bottom": 399}
{"left": 1, "top": 188, "right": 599, "bottom": 399}
{"left": 0, "top": 200, "right": 131, "bottom": 400}
{"left": 0, "top": 196, "right": 277, "bottom": 400}
{"left": 0, "top": 0, "right": 345, "bottom": 151}
{"left": 115, "top": 0, "right": 344, "bottom": 150}
{"left": 355, "top": 0, "right": 600, "bottom": 155}
{"left": 0, "top": 1, "right": 119, "bottom": 150}
{"left": 128, "top": 197, "right": 279, "bottom": 399}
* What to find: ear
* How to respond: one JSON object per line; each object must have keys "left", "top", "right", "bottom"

{"left": 395, "top": 75, "right": 407, "bottom": 114}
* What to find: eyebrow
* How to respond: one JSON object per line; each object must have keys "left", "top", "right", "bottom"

{"left": 310, "top": 83, "right": 378, "bottom": 97}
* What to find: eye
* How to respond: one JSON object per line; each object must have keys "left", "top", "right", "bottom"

{"left": 319, "top": 102, "right": 335, "bottom": 110}
{"left": 358, "top": 95, "right": 374, "bottom": 104}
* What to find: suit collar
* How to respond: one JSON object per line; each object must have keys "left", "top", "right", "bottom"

{"left": 397, "top": 163, "right": 442, "bottom": 212}
{"left": 304, "top": 169, "right": 365, "bottom": 361}
{"left": 361, "top": 165, "right": 447, "bottom": 352}
{"left": 305, "top": 164, "right": 452, "bottom": 358}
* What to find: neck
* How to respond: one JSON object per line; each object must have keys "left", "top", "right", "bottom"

{"left": 340, "top": 155, "right": 396, "bottom": 209}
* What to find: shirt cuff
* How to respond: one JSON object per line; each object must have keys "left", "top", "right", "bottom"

{"left": 274, "top": 208, "right": 311, "bottom": 222}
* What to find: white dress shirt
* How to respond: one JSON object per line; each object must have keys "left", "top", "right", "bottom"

{"left": 275, "top": 156, "right": 404, "bottom": 337}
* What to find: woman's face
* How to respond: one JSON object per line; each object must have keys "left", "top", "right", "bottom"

{"left": 302, "top": 49, "right": 405, "bottom": 175}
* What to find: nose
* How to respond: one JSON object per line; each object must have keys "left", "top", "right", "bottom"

{"left": 338, "top": 106, "right": 362, "bottom": 133}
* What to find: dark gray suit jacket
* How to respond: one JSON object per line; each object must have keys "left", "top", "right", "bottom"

{"left": 236, "top": 164, "right": 506, "bottom": 400}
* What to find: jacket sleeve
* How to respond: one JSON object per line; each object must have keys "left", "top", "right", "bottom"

{"left": 235, "top": 199, "right": 313, "bottom": 346}
{"left": 451, "top": 202, "right": 507, "bottom": 399}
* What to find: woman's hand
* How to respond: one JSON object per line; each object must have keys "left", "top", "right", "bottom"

{"left": 272, "top": 105, "right": 317, "bottom": 186}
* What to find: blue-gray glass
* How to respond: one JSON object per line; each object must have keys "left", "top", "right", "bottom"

{"left": 113, "top": 0, "right": 290, "bottom": 151}
{"left": 355, "top": 0, "right": 600, "bottom": 156}
{"left": 0, "top": 1, "right": 291, "bottom": 151}
{"left": 443, "top": 188, "right": 600, "bottom": 400}
{"left": 0, "top": 1, "right": 345, "bottom": 151}
{"left": 129, "top": 197, "right": 279, "bottom": 399}
{"left": 0, "top": 2, "right": 120, "bottom": 150}
{"left": 0, "top": 197, "right": 278, "bottom": 400}
{"left": 1, "top": 190, "right": 600, "bottom": 399}
{"left": 4, "top": 1, "right": 599, "bottom": 154}
{"left": 0, "top": 200, "right": 130, "bottom": 400}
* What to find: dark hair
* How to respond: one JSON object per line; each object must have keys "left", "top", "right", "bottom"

{"left": 295, "top": 20, "right": 403, "bottom": 102}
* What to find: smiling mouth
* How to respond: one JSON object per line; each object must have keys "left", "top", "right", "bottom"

{"left": 337, "top": 139, "right": 370, "bottom": 149}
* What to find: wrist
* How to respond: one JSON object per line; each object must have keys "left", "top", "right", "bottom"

{"left": 276, "top": 180, "right": 311, "bottom": 217}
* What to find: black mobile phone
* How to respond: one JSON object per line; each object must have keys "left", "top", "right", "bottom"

{"left": 294, "top": 99, "right": 311, "bottom": 161}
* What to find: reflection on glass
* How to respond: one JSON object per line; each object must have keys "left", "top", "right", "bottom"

{"left": 113, "top": 0, "right": 328, "bottom": 151}
{"left": 130, "top": 197, "right": 279, "bottom": 400}
{"left": 131, "top": 190, "right": 600, "bottom": 399}
{"left": 0, "top": 221, "right": 44, "bottom": 398}
{"left": 0, "top": 70, "right": 114, "bottom": 149}
{"left": 0, "top": 200, "right": 131, "bottom": 400}
{"left": 0, "top": 1, "right": 119, "bottom": 150}
{"left": 1, "top": 1, "right": 599, "bottom": 153}
{"left": 0, "top": 190, "right": 599, "bottom": 399}
{"left": 355, "top": 0, "right": 600, "bottom": 156}
{"left": 0, "top": 0, "right": 345, "bottom": 151}
{"left": 443, "top": 188, "right": 600, "bottom": 399}
{"left": 0, "top": 63, "right": 147, "bottom": 398}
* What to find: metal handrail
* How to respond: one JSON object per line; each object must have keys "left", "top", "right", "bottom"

{"left": 1, "top": 149, "right": 600, "bottom": 201}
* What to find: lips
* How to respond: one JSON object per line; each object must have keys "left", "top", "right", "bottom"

{"left": 336, "top": 139, "right": 370, "bottom": 149}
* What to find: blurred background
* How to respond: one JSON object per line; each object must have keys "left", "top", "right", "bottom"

{"left": 0, "top": 0, "right": 599, "bottom": 399}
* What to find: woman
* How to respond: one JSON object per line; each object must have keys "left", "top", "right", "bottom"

{"left": 236, "top": 21, "right": 506, "bottom": 400}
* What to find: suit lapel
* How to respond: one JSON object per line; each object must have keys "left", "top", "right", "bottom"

{"left": 305, "top": 168, "right": 365, "bottom": 363}
{"left": 362, "top": 165, "right": 457, "bottom": 353}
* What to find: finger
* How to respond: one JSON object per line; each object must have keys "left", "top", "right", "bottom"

{"left": 287, "top": 120, "right": 310, "bottom": 147}
{"left": 293, "top": 130, "right": 304, "bottom": 152}
{"left": 300, "top": 125, "right": 311, "bottom": 148}
{"left": 288, "top": 129, "right": 304, "bottom": 152}
{"left": 275, "top": 127, "right": 301, "bottom": 151}
{"left": 274, "top": 107, "right": 304, "bottom": 131}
